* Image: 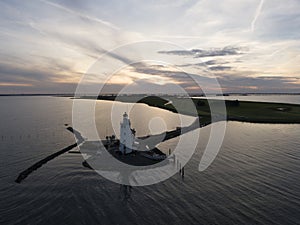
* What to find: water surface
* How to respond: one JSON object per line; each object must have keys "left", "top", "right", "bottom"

{"left": 1, "top": 96, "right": 300, "bottom": 225}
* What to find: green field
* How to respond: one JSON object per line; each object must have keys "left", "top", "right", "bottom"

{"left": 103, "top": 95, "right": 300, "bottom": 124}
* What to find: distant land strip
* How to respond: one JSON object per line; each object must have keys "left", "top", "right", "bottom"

{"left": 1, "top": 93, "right": 300, "bottom": 97}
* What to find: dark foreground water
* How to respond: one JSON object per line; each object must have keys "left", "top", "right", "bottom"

{"left": 1, "top": 96, "right": 300, "bottom": 225}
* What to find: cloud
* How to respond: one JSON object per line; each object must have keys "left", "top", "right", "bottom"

{"left": 158, "top": 46, "right": 245, "bottom": 58}
{"left": 251, "top": 0, "right": 264, "bottom": 32}
{"left": 209, "top": 66, "right": 232, "bottom": 71}
{"left": 218, "top": 75, "right": 300, "bottom": 93}
{"left": 38, "top": 0, "right": 119, "bottom": 30}
{"left": 178, "top": 60, "right": 230, "bottom": 68}
{"left": 0, "top": 60, "right": 81, "bottom": 87}
{"left": 253, "top": 0, "right": 300, "bottom": 40}
{"left": 116, "top": 62, "right": 226, "bottom": 93}
{"left": 0, "top": 69, "right": 78, "bottom": 94}
{"left": 1, "top": 0, "right": 300, "bottom": 94}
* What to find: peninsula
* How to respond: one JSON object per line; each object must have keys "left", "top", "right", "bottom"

{"left": 80, "top": 95, "right": 300, "bottom": 124}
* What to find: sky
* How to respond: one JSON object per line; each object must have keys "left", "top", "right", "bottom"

{"left": 0, "top": 0, "right": 300, "bottom": 94}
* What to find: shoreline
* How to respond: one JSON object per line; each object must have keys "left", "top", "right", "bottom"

{"left": 86, "top": 95, "right": 300, "bottom": 125}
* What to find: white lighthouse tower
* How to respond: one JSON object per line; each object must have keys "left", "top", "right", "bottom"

{"left": 119, "top": 112, "right": 136, "bottom": 154}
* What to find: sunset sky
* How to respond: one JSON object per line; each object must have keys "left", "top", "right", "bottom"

{"left": 1, "top": 0, "right": 300, "bottom": 94}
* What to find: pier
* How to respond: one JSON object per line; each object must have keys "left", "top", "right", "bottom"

{"left": 15, "top": 117, "right": 202, "bottom": 183}
{"left": 15, "top": 127, "right": 85, "bottom": 183}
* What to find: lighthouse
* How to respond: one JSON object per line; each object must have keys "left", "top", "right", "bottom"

{"left": 119, "top": 112, "right": 136, "bottom": 154}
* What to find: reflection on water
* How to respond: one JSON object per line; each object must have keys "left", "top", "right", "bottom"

{"left": 119, "top": 185, "right": 133, "bottom": 202}
{"left": 1, "top": 96, "right": 300, "bottom": 224}
{"left": 94, "top": 100, "right": 195, "bottom": 139}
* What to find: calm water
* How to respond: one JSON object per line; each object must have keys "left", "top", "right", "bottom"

{"left": 1, "top": 96, "right": 300, "bottom": 225}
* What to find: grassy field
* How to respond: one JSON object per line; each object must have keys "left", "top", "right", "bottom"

{"left": 105, "top": 95, "right": 300, "bottom": 124}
